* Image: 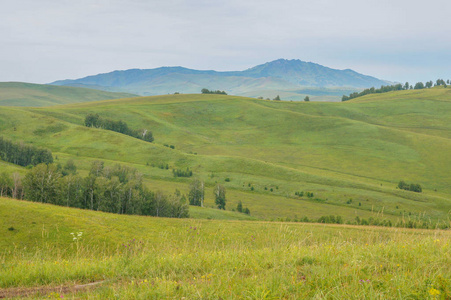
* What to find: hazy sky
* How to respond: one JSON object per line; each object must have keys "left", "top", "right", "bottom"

{"left": 1, "top": 0, "right": 450, "bottom": 84}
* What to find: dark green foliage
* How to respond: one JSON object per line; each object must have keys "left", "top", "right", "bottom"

{"left": 84, "top": 114, "right": 153, "bottom": 142}
{"left": 304, "top": 96, "right": 310, "bottom": 102}
{"left": 243, "top": 207, "right": 250, "bottom": 215}
{"left": 0, "top": 136, "right": 53, "bottom": 167}
{"left": 414, "top": 82, "right": 425, "bottom": 90}
{"left": 214, "top": 184, "right": 226, "bottom": 210}
{"left": 236, "top": 201, "right": 243, "bottom": 213}
{"left": 317, "top": 215, "right": 343, "bottom": 224}
{"left": 398, "top": 180, "right": 422, "bottom": 193}
{"left": 20, "top": 161, "right": 188, "bottom": 218}
{"left": 189, "top": 178, "right": 204, "bottom": 207}
{"left": 172, "top": 168, "right": 193, "bottom": 178}
{"left": 201, "top": 88, "right": 227, "bottom": 95}
{"left": 62, "top": 159, "right": 77, "bottom": 176}
{"left": 225, "top": 178, "right": 230, "bottom": 182}
{"left": 8, "top": 226, "right": 15, "bottom": 231}
{"left": 273, "top": 95, "right": 281, "bottom": 101}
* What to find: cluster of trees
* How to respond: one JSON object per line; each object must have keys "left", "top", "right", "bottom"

{"left": 173, "top": 168, "right": 193, "bottom": 178}
{"left": 342, "top": 79, "right": 450, "bottom": 101}
{"left": 201, "top": 88, "right": 227, "bottom": 95}
{"left": 295, "top": 191, "right": 314, "bottom": 198}
{"left": 236, "top": 201, "right": 250, "bottom": 215}
{"left": 0, "top": 136, "right": 53, "bottom": 167}
{"left": 2, "top": 160, "right": 189, "bottom": 218}
{"left": 0, "top": 172, "right": 23, "bottom": 199}
{"left": 84, "top": 114, "right": 154, "bottom": 142}
{"left": 398, "top": 181, "right": 422, "bottom": 193}
{"left": 188, "top": 179, "right": 228, "bottom": 210}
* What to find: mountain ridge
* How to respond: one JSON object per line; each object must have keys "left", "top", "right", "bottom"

{"left": 50, "top": 59, "right": 389, "bottom": 100}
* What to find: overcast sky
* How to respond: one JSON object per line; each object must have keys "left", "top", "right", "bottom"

{"left": 1, "top": 0, "right": 450, "bottom": 84}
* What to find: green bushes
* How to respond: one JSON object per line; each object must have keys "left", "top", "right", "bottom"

{"left": 398, "top": 180, "right": 422, "bottom": 193}
{"left": 173, "top": 168, "right": 193, "bottom": 178}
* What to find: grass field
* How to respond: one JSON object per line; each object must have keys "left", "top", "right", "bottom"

{"left": 1, "top": 197, "right": 450, "bottom": 299}
{"left": 0, "top": 82, "right": 137, "bottom": 107}
{"left": 1, "top": 87, "right": 450, "bottom": 223}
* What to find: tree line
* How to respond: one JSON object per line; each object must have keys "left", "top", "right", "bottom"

{"left": 0, "top": 136, "right": 53, "bottom": 167}
{"left": 201, "top": 88, "right": 227, "bottom": 95}
{"left": 1, "top": 160, "right": 189, "bottom": 218}
{"left": 84, "top": 114, "right": 154, "bottom": 142}
{"left": 342, "top": 79, "right": 450, "bottom": 101}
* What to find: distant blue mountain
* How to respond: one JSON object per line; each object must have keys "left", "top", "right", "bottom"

{"left": 50, "top": 59, "right": 389, "bottom": 101}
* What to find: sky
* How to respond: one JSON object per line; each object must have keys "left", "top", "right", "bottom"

{"left": 1, "top": 0, "right": 450, "bottom": 84}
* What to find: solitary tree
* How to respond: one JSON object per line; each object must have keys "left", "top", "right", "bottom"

{"left": 214, "top": 184, "right": 226, "bottom": 210}
{"left": 414, "top": 82, "right": 425, "bottom": 89}
{"left": 304, "top": 96, "right": 310, "bottom": 102}
{"left": 273, "top": 95, "right": 281, "bottom": 101}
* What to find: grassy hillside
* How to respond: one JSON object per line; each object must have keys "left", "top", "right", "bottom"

{"left": 1, "top": 197, "right": 450, "bottom": 299}
{"left": 0, "top": 82, "right": 137, "bottom": 107}
{"left": 1, "top": 87, "right": 451, "bottom": 223}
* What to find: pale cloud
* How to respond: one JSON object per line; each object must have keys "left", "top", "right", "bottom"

{"left": 0, "top": 0, "right": 450, "bottom": 83}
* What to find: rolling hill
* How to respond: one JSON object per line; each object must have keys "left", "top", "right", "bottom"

{"left": 0, "top": 82, "right": 138, "bottom": 107}
{"left": 1, "top": 86, "right": 450, "bottom": 224}
{"left": 50, "top": 59, "right": 389, "bottom": 101}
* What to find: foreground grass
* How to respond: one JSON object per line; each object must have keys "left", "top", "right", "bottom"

{"left": 1, "top": 198, "right": 450, "bottom": 299}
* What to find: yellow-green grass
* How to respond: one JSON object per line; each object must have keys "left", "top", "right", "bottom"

{"left": 1, "top": 197, "right": 451, "bottom": 299}
{"left": 0, "top": 82, "right": 137, "bottom": 107}
{"left": 0, "top": 88, "right": 451, "bottom": 222}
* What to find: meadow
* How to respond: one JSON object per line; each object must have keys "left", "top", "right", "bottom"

{"left": 1, "top": 197, "right": 450, "bottom": 299}
{"left": 1, "top": 87, "right": 451, "bottom": 298}
{"left": 1, "top": 87, "right": 450, "bottom": 224}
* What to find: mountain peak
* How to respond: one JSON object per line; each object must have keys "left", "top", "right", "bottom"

{"left": 50, "top": 59, "right": 388, "bottom": 99}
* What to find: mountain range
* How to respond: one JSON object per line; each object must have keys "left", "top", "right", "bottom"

{"left": 51, "top": 59, "right": 389, "bottom": 101}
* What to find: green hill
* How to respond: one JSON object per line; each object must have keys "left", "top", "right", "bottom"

{"left": 0, "top": 82, "right": 138, "bottom": 107}
{"left": 1, "top": 87, "right": 451, "bottom": 223}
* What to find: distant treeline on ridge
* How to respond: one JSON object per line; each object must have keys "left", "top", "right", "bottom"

{"left": 201, "top": 88, "right": 227, "bottom": 95}
{"left": 84, "top": 114, "right": 154, "bottom": 142}
{"left": 342, "top": 79, "right": 450, "bottom": 101}
{"left": 0, "top": 136, "right": 53, "bottom": 167}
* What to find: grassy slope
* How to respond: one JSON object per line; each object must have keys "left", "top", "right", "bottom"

{"left": 0, "top": 87, "right": 450, "bottom": 222}
{"left": 1, "top": 197, "right": 450, "bottom": 299}
{"left": 0, "top": 82, "right": 137, "bottom": 107}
